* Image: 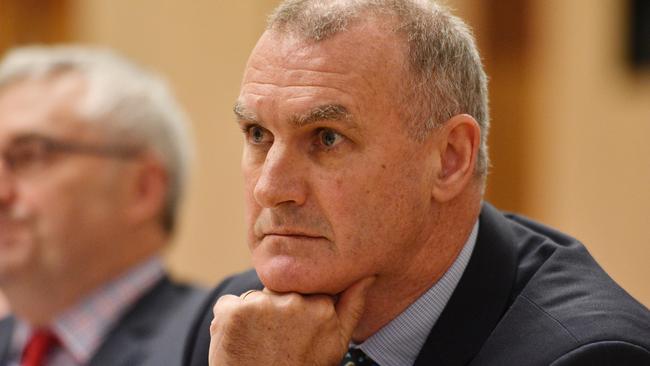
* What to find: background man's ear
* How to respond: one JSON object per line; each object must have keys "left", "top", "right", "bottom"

{"left": 431, "top": 114, "right": 480, "bottom": 202}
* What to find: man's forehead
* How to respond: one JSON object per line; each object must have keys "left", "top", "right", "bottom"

{"left": 250, "top": 20, "right": 406, "bottom": 75}
{"left": 0, "top": 75, "right": 90, "bottom": 140}
{"left": 244, "top": 36, "right": 351, "bottom": 85}
{"left": 0, "top": 74, "right": 86, "bottom": 114}
{"left": 238, "top": 20, "right": 409, "bottom": 131}
{"left": 0, "top": 71, "right": 86, "bottom": 97}
{"left": 237, "top": 58, "right": 363, "bottom": 127}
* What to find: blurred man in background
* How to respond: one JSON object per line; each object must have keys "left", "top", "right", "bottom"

{"left": 0, "top": 46, "right": 206, "bottom": 366}
{"left": 184, "top": 0, "right": 650, "bottom": 365}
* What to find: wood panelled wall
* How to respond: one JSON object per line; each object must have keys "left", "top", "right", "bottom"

{"left": 0, "top": 0, "right": 70, "bottom": 50}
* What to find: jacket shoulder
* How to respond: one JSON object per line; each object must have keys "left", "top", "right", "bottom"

{"left": 507, "top": 214, "right": 650, "bottom": 347}
{"left": 471, "top": 206, "right": 650, "bottom": 365}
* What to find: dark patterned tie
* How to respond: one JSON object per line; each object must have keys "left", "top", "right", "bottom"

{"left": 340, "top": 347, "right": 379, "bottom": 366}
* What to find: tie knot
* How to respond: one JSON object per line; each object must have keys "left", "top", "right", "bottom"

{"left": 22, "top": 328, "right": 60, "bottom": 366}
{"left": 341, "top": 347, "right": 378, "bottom": 366}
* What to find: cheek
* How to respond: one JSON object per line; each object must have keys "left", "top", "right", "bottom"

{"left": 319, "top": 172, "right": 389, "bottom": 254}
{"left": 13, "top": 185, "right": 75, "bottom": 270}
{"left": 23, "top": 171, "right": 116, "bottom": 243}
{"left": 20, "top": 184, "right": 66, "bottom": 233}
{"left": 243, "top": 194, "right": 260, "bottom": 244}
{"left": 325, "top": 163, "right": 429, "bottom": 256}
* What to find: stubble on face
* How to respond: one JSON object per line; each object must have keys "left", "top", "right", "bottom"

{"left": 240, "top": 18, "right": 440, "bottom": 297}
{"left": 253, "top": 204, "right": 334, "bottom": 245}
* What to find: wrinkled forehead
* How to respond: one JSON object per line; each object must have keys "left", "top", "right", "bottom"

{"left": 0, "top": 73, "right": 94, "bottom": 141}
{"left": 249, "top": 17, "right": 408, "bottom": 75}
{"left": 239, "top": 22, "right": 410, "bottom": 120}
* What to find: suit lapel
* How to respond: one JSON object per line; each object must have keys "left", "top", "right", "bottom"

{"left": 413, "top": 203, "right": 518, "bottom": 366}
{"left": 89, "top": 277, "right": 175, "bottom": 366}
{"left": 0, "top": 316, "right": 15, "bottom": 364}
{"left": 87, "top": 278, "right": 167, "bottom": 366}
{"left": 88, "top": 327, "right": 147, "bottom": 366}
{"left": 89, "top": 276, "right": 206, "bottom": 366}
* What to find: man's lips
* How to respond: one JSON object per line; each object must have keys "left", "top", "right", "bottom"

{"left": 261, "top": 230, "right": 327, "bottom": 240}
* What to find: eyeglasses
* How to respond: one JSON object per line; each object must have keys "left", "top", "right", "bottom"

{"left": 1, "top": 133, "right": 141, "bottom": 178}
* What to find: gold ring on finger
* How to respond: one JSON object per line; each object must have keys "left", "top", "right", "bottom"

{"left": 241, "top": 289, "right": 258, "bottom": 300}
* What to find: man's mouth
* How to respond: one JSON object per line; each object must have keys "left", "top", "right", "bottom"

{"left": 264, "top": 232, "right": 324, "bottom": 239}
{"left": 261, "top": 229, "right": 327, "bottom": 241}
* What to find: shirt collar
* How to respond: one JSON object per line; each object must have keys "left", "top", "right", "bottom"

{"left": 13, "top": 256, "right": 165, "bottom": 364}
{"left": 357, "top": 221, "right": 479, "bottom": 366}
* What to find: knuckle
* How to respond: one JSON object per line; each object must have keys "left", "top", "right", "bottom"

{"left": 209, "top": 318, "right": 219, "bottom": 335}
{"left": 284, "top": 292, "right": 304, "bottom": 304}
{"left": 276, "top": 292, "right": 304, "bottom": 311}
{"left": 213, "top": 294, "right": 239, "bottom": 316}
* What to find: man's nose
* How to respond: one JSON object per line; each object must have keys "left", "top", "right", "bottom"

{"left": 253, "top": 144, "right": 308, "bottom": 208}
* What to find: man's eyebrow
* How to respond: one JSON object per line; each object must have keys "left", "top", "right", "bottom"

{"left": 290, "top": 104, "right": 355, "bottom": 128}
{"left": 233, "top": 102, "right": 259, "bottom": 124}
{"left": 233, "top": 102, "right": 357, "bottom": 129}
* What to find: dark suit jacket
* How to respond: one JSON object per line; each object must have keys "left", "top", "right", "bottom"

{"left": 0, "top": 276, "right": 207, "bottom": 366}
{"left": 183, "top": 203, "right": 650, "bottom": 365}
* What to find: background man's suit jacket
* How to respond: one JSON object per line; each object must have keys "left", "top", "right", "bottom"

{"left": 183, "top": 203, "right": 650, "bottom": 366}
{"left": 0, "top": 276, "right": 206, "bottom": 366}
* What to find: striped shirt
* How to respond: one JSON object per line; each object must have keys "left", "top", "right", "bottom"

{"left": 355, "top": 221, "right": 479, "bottom": 366}
{"left": 9, "top": 256, "right": 165, "bottom": 366}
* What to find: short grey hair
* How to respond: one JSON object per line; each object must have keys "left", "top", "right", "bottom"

{"left": 268, "top": 0, "right": 490, "bottom": 177}
{"left": 0, "top": 45, "right": 193, "bottom": 233}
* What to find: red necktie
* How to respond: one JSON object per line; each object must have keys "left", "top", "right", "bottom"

{"left": 21, "top": 329, "right": 59, "bottom": 366}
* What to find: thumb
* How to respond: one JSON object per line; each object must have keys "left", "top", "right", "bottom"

{"left": 335, "top": 276, "right": 376, "bottom": 339}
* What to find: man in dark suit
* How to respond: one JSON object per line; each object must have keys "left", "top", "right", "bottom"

{"left": 0, "top": 46, "right": 205, "bottom": 366}
{"left": 184, "top": 0, "right": 650, "bottom": 365}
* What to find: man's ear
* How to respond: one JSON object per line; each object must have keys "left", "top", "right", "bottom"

{"left": 125, "top": 154, "right": 168, "bottom": 227}
{"left": 431, "top": 114, "right": 480, "bottom": 202}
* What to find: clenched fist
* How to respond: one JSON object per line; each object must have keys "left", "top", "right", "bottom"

{"left": 208, "top": 277, "right": 375, "bottom": 366}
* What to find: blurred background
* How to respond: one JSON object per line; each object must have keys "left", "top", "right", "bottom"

{"left": 1, "top": 0, "right": 648, "bottom": 307}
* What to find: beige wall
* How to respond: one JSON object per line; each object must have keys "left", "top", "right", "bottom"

{"left": 66, "top": 0, "right": 649, "bottom": 306}
{"left": 525, "top": 0, "right": 650, "bottom": 306}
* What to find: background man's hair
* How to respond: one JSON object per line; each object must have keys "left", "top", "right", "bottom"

{"left": 268, "top": 0, "right": 490, "bottom": 178}
{"left": 0, "top": 45, "right": 193, "bottom": 233}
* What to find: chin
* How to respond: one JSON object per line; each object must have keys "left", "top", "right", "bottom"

{"left": 254, "top": 256, "right": 345, "bottom": 295}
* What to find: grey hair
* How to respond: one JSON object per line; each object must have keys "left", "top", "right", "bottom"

{"left": 268, "top": 0, "right": 490, "bottom": 178}
{"left": 0, "top": 45, "right": 193, "bottom": 233}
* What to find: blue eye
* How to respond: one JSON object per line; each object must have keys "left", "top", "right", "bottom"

{"left": 246, "top": 125, "right": 272, "bottom": 144}
{"left": 251, "top": 127, "right": 264, "bottom": 142}
{"left": 318, "top": 129, "right": 343, "bottom": 148}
